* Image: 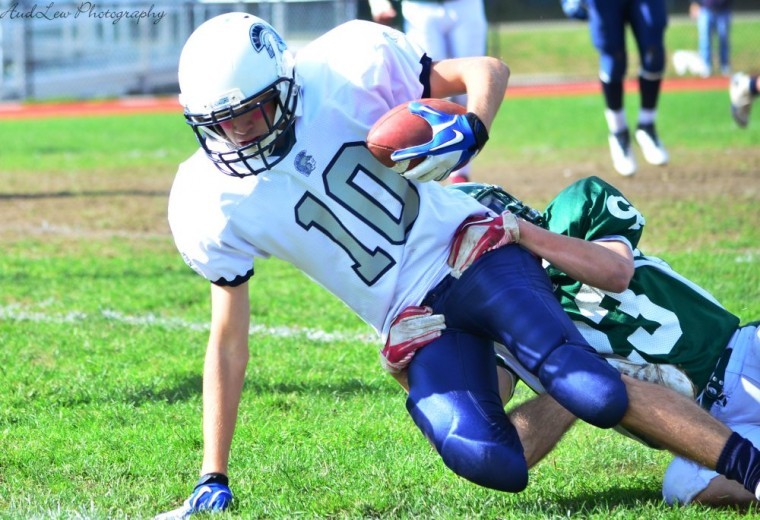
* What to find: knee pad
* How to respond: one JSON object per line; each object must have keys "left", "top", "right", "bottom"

{"left": 406, "top": 389, "right": 528, "bottom": 492}
{"left": 404, "top": 329, "right": 529, "bottom": 492}
{"left": 538, "top": 343, "right": 628, "bottom": 429}
{"left": 599, "top": 51, "right": 627, "bottom": 83}
{"left": 640, "top": 44, "right": 665, "bottom": 79}
{"left": 406, "top": 332, "right": 528, "bottom": 492}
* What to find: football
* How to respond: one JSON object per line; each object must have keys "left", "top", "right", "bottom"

{"left": 366, "top": 98, "right": 467, "bottom": 173}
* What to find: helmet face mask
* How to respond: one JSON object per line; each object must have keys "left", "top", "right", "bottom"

{"left": 178, "top": 13, "right": 299, "bottom": 177}
{"left": 185, "top": 78, "right": 297, "bottom": 177}
{"left": 447, "top": 182, "right": 546, "bottom": 228}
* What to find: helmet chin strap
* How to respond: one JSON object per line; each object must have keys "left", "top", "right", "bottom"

{"left": 292, "top": 81, "right": 303, "bottom": 118}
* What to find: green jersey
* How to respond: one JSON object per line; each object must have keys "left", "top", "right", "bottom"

{"left": 544, "top": 176, "right": 739, "bottom": 392}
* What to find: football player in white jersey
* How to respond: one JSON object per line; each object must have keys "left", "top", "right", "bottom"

{"left": 157, "top": 12, "right": 632, "bottom": 518}
{"left": 433, "top": 177, "right": 760, "bottom": 507}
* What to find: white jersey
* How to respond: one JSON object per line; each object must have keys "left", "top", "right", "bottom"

{"left": 169, "top": 20, "right": 487, "bottom": 338}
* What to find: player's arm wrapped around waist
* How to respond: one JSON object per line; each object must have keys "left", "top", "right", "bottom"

{"left": 378, "top": 211, "right": 519, "bottom": 374}
{"left": 447, "top": 211, "right": 520, "bottom": 278}
{"left": 380, "top": 306, "right": 446, "bottom": 373}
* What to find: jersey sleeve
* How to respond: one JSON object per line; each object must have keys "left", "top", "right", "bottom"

{"left": 544, "top": 176, "right": 646, "bottom": 247}
{"left": 370, "top": 23, "right": 433, "bottom": 102}
{"left": 294, "top": 20, "right": 431, "bottom": 114}
{"left": 175, "top": 231, "right": 258, "bottom": 287}
{"left": 169, "top": 151, "right": 269, "bottom": 287}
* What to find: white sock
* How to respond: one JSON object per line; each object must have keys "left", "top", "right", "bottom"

{"left": 605, "top": 109, "right": 627, "bottom": 133}
{"left": 638, "top": 109, "right": 656, "bottom": 127}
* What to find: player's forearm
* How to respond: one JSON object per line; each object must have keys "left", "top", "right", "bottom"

{"left": 518, "top": 220, "right": 634, "bottom": 292}
{"left": 463, "top": 57, "right": 510, "bottom": 130}
{"left": 429, "top": 57, "right": 509, "bottom": 130}
{"left": 202, "top": 283, "right": 252, "bottom": 476}
{"left": 201, "top": 338, "right": 249, "bottom": 475}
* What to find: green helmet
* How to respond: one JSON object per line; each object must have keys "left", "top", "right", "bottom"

{"left": 447, "top": 182, "right": 546, "bottom": 228}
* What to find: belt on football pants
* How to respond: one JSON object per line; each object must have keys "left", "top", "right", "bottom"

{"left": 700, "top": 347, "right": 733, "bottom": 411}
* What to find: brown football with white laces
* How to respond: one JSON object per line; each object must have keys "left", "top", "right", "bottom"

{"left": 366, "top": 98, "right": 466, "bottom": 173}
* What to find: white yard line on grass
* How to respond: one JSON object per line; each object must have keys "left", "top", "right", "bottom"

{"left": 0, "top": 305, "right": 377, "bottom": 344}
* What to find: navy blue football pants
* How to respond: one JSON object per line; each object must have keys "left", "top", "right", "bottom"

{"left": 586, "top": 0, "right": 667, "bottom": 83}
{"left": 406, "top": 244, "right": 628, "bottom": 492}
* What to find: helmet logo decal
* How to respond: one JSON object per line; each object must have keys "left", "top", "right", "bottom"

{"left": 249, "top": 23, "right": 287, "bottom": 59}
{"left": 294, "top": 150, "right": 316, "bottom": 176}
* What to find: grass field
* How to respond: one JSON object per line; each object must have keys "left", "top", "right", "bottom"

{"left": 490, "top": 15, "right": 760, "bottom": 81}
{"left": 1, "top": 25, "right": 759, "bottom": 519}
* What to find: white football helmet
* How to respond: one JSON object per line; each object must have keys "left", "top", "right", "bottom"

{"left": 178, "top": 12, "right": 299, "bottom": 177}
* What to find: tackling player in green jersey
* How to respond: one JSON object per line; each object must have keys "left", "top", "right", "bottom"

{"left": 541, "top": 177, "right": 736, "bottom": 393}
{"left": 449, "top": 176, "right": 759, "bottom": 507}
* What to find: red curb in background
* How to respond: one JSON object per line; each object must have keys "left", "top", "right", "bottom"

{"left": 0, "top": 76, "right": 729, "bottom": 120}
{"left": 507, "top": 75, "right": 729, "bottom": 98}
{"left": 0, "top": 96, "right": 182, "bottom": 120}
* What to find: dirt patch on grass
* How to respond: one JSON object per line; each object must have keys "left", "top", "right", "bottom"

{"left": 1, "top": 148, "right": 757, "bottom": 245}
{"left": 0, "top": 168, "right": 174, "bottom": 241}
{"left": 474, "top": 147, "right": 760, "bottom": 206}
{"left": 473, "top": 147, "right": 760, "bottom": 253}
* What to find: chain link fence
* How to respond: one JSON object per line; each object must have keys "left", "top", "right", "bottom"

{"left": 0, "top": 0, "right": 357, "bottom": 100}
{"left": 1, "top": 1, "right": 757, "bottom": 101}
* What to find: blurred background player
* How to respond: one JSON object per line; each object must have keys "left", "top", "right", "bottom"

{"left": 363, "top": 0, "right": 402, "bottom": 27}
{"left": 730, "top": 72, "right": 759, "bottom": 128}
{"left": 561, "top": 0, "right": 669, "bottom": 176}
{"left": 368, "top": 0, "right": 488, "bottom": 183}
{"left": 690, "top": 0, "right": 733, "bottom": 77}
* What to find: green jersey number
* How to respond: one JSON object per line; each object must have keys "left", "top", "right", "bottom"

{"left": 606, "top": 194, "right": 645, "bottom": 231}
{"left": 575, "top": 284, "right": 682, "bottom": 356}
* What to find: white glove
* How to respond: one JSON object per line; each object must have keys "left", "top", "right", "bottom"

{"left": 448, "top": 211, "right": 520, "bottom": 278}
{"left": 402, "top": 152, "right": 469, "bottom": 183}
{"left": 368, "top": 0, "right": 393, "bottom": 15}
{"left": 380, "top": 306, "right": 446, "bottom": 374}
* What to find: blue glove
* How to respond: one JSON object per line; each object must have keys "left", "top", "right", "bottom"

{"left": 390, "top": 102, "right": 489, "bottom": 182}
{"left": 154, "top": 473, "right": 233, "bottom": 520}
{"left": 561, "top": 0, "right": 588, "bottom": 20}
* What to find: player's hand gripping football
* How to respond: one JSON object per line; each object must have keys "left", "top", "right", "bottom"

{"left": 154, "top": 473, "right": 233, "bottom": 520}
{"left": 380, "top": 306, "right": 446, "bottom": 373}
{"left": 448, "top": 211, "right": 520, "bottom": 278}
{"left": 390, "top": 102, "right": 489, "bottom": 182}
